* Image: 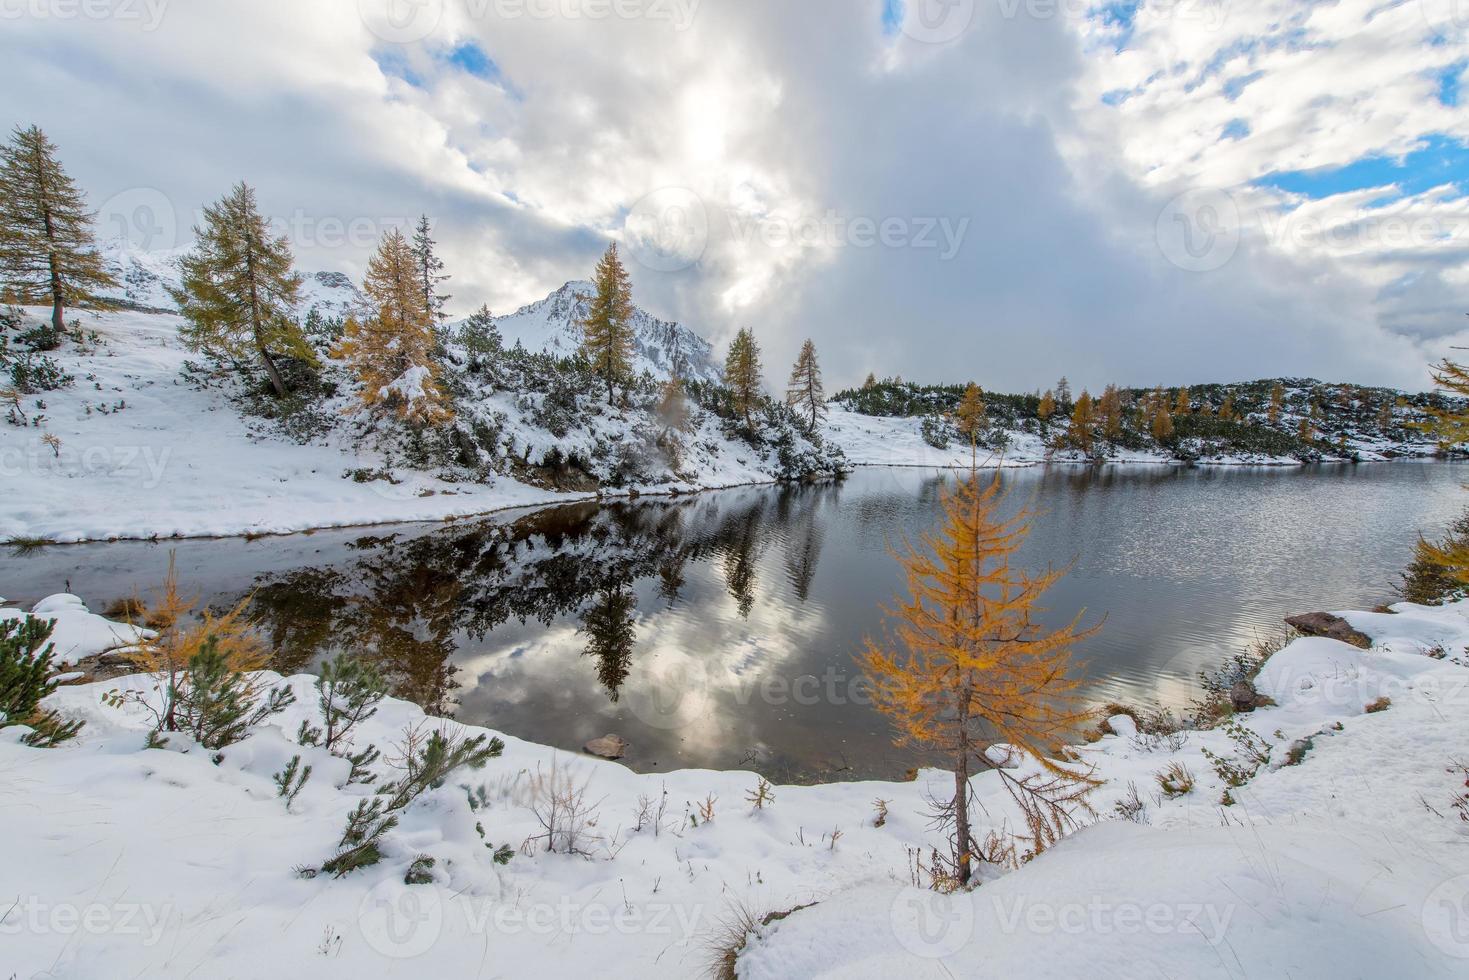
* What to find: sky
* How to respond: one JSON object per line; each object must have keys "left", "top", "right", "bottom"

{"left": 3, "top": 0, "right": 1467, "bottom": 393}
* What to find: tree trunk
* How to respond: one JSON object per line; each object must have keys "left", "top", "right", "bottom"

{"left": 953, "top": 677, "right": 973, "bottom": 884}
{"left": 39, "top": 177, "right": 64, "bottom": 334}
{"left": 244, "top": 237, "right": 287, "bottom": 399}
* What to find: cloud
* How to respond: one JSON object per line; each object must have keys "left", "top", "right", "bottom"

{"left": 1, "top": 0, "right": 1464, "bottom": 393}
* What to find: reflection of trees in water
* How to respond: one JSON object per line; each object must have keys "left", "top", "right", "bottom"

{"left": 579, "top": 582, "right": 637, "bottom": 701}
{"left": 249, "top": 480, "right": 843, "bottom": 714}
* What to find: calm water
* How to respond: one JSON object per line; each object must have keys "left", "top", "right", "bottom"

{"left": 3, "top": 462, "right": 1465, "bottom": 781}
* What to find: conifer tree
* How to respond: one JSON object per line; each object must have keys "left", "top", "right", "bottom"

{"left": 1417, "top": 359, "right": 1469, "bottom": 447}
{"left": 1152, "top": 405, "right": 1174, "bottom": 441}
{"left": 582, "top": 583, "right": 638, "bottom": 702}
{"left": 953, "top": 383, "right": 987, "bottom": 464}
{"left": 171, "top": 182, "right": 313, "bottom": 398}
{"left": 725, "top": 327, "right": 763, "bottom": 429}
{"left": 1055, "top": 376, "right": 1072, "bottom": 407}
{"left": 410, "top": 214, "right": 451, "bottom": 322}
{"left": 1377, "top": 399, "right": 1394, "bottom": 433}
{"left": 0, "top": 125, "right": 117, "bottom": 334}
{"left": 860, "top": 473, "right": 1098, "bottom": 883}
{"left": 1298, "top": 417, "right": 1314, "bottom": 442}
{"left": 336, "top": 229, "right": 450, "bottom": 425}
{"left": 1069, "top": 391, "right": 1096, "bottom": 453}
{"left": 1219, "top": 393, "right": 1235, "bottom": 421}
{"left": 862, "top": 372, "right": 878, "bottom": 390}
{"left": 785, "top": 338, "right": 825, "bottom": 433}
{"left": 1037, "top": 390, "right": 1056, "bottom": 424}
{"left": 1098, "top": 385, "right": 1123, "bottom": 441}
{"left": 1268, "top": 382, "right": 1285, "bottom": 424}
{"left": 580, "top": 243, "right": 636, "bottom": 405}
{"left": 1174, "top": 387, "right": 1191, "bottom": 416}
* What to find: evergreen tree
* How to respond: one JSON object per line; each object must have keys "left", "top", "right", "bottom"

{"left": 954, "top": 382, "right": 987, "bottom": 464}
{"left": 337, "top": 229, "right": 451, "bottom": 425}
{"left": 171, "top": 182, "right": 313, "bottom": 398}
{"left": 1417, "top": 359, "right": 1469, "bottom": 448}
{"left": 410, "top": 214, "right": 451, "bottom": 322}
{"left": 1, "top": 616, "right": 84, "bottom": 747}
{"left": 785, "top": 338, "right": 825, "bottom": 432}
{"left": 1098, "top": 385, "right": 1123, "bottom": 441}
{"left": 1268, "top": 383, "right": 1285, "bottom": 424}
{"left": 725, "top": 327, "right": 763, "bottom": 429}
{"left": 1069, "top": 390, "right": 1096, "bottom": 453}
{"left": 1054, "top": 376, "right": 1072, "bottom": 407}
{"left": 1037, "top": 390, "right": 1056, "bottom": 424}
{"left": 0, "top": 125, "right": 118, "bottom": 334}
{"left": 1151, "top": 405, "right": 1174, "bottom": 441}
{"left": 860, "top": 473, "right": 1097, "bottom": 883}
{"left": 1219, "top": 393, "right": 1235, "bottom": 421}
{"left": 580, "top": 243, "right": 636, "bottom": 405}
{"left": 862, "top": 372, "right": 878, "bottom": 390}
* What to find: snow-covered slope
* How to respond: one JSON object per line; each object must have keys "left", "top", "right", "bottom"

{"left": 2, "top": 593, "right": 1465, "bottom": 978}
{"left": 490, "top": 279, "right": 723, "bottom": 384}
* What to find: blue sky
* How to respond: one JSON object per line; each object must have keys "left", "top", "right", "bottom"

{"left": 1255, "top": 134, "right": 1469, "bottom": 201}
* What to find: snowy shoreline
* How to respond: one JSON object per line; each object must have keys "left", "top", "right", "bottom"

{"left": 3, "top": 590, "right": 1467, "bottom": 976}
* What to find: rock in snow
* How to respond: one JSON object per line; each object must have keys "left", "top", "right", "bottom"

{"left": 1285, "top": 611, "right": 1374, "bottom": 649}
{"left": 584, "top": 733, "right": 629, "bottom": 759}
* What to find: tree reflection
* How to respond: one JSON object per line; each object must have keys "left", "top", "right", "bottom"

{"left": 246, "top": 479, "right": 838, "bottom": 715}
{"left": 580, "top": 582, "right": 638, "bottom": 701}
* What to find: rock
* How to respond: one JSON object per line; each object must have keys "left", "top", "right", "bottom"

{"left": 583, "top": 734, "right": 629, "bottom": 759}
{"left": 1230, "top": 680, "right": 1259, "bottom": 713}
{"left": 1285, "top": 612, "right": 1372, "bottom": 649}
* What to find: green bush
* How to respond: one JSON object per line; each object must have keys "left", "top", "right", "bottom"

{"left": 0, "top": 616, "right": 83, "bottom": 747}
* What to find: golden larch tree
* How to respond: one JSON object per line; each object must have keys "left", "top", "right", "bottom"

{"left": 785, "top": 338, "right": 825, "bottom": 432}
{"left": 1173, "top": 387, "right": 1191, "bottom": 416}
{"left": 580, "top": 243, "right": 636, "bottom": 405}
{"left": 860, "top": 473, "right": 1098, "bottom": 883}
{"left": 337, "top": 228, "right": 451, "bottom": 426}
{"left": 1098, "top": 385, "right": 1123, "bottom": 442}
{"left": 1068, "top": 390, "right": 1095, "bottom": 454}
{"left": 725, "top": 327, "right": 763, "bottom": 429}
{"left": 1152, "top": 404, "right": 1174, "bottom": 441}
{"left": 1037, "top": 390, "right": 1056, "bottom": 424}
{"left": 953, "top": 382, "right": 987, "bottom": 464}
{"left": 1268, "top": 382, "right": 1285, "bottom": 424}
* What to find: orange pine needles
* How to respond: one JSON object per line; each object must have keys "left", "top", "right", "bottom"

{"left": 860, "top": 470, "right": 1099, "bottom": 880}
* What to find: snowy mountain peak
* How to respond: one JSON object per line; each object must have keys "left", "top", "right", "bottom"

{"left": 492, "top": 280, "right": 722, "bottom": 385}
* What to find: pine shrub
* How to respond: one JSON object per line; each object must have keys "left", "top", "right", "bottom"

{"left": 0, "top": 615, "right": 84, "bottom": 747}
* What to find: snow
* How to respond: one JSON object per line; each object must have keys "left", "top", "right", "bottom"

{"left": 0, "top": 305, "right": 817, "bottom": 543}
{"left": 0, "top": 592, "right": 153, "bottom": 666}
{"left": 3, "top": 593, "right": 1467, "bottom": 977}
{"left": 488, "top": 279, "right": 723, "bottom": 385}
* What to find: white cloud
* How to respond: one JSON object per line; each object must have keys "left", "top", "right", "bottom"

{"left": 1, "top": 0, "right": 1464, "bottom": 393}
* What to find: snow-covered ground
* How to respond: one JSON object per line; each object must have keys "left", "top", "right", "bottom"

{"left": 3, "top": 593, "right": 1466, "bottom": 977}
{"left": 0, "top": 306, "right": 814, "bottom": 543}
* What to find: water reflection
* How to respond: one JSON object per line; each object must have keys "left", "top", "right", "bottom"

{"left": 3, "top": 463, "right": 1466, "bottom": 781}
